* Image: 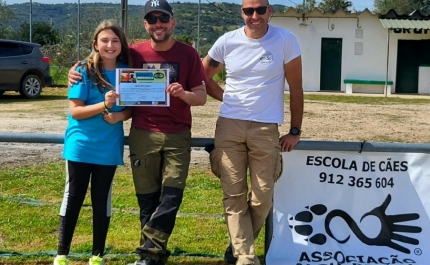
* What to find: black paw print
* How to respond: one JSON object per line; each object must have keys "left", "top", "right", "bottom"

{"left": 289, "top": 204, "right": 328, "bottom": 245}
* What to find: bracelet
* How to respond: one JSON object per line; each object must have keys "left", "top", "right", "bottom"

{"left": 103, "top": 101, "right": 111, "bottom": 114}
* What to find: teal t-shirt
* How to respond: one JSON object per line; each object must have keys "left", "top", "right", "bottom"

{"left": 63, "top": 63, "right": 127, "bottom": 166}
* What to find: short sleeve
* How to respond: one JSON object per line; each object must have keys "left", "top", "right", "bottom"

{"left": 187, "top": 47, "right": 208, "bottom": 90}
{"left": 68, "top": 66, "right": 90, "bottom": 101}
{"left": 283, "top": 33, "right": 301, "bottom": 65}
{"left": 208, "top": 34, "right": 226, "bottom": 64}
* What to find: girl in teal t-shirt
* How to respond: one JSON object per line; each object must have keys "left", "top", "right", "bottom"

{"left": 54, "top": 20, "right": 132, "bottom": 265}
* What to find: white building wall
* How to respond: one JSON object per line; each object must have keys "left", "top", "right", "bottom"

{"left": 271, "top": 11, "right": 430, "bottom": 94}
{"left": 419, "top": 66, "right": 430, "bottom": 94}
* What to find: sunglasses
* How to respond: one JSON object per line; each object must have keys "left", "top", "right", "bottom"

{"left": 146, "top": 15, "right": 171, "bottom": 25}
{"left": 242, "top": 6, "right": 269, "bottom": 16}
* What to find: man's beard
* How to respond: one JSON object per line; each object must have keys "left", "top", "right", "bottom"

{"left": 149, "top": 29, "right": 172, "bottom": 43}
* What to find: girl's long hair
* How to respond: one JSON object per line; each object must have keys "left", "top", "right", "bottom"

{"left": 85, "top": 19, "right": 132, "bottom": 91}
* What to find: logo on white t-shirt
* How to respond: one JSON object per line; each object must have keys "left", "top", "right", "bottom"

{"left": 259, "top": 51, "right": 273, "bottom": 64}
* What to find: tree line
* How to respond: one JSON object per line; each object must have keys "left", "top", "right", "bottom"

{"left": 1, "top": 0, "right": 428, "bottom": 84}
{"left": 296, "top": 0, "right": 429, "bottom": 14}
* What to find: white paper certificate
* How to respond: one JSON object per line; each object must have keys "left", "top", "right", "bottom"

{"left": 115, "top": 68, "right": 170, "bottom": 107}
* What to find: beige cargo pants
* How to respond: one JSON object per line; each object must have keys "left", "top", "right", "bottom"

{"left": 210, "top": 117, "right": 282, "bottom": 265}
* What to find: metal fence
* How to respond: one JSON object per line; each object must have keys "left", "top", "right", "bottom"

{"left": 2, "top": 132, "right": 430, "bottom": 259}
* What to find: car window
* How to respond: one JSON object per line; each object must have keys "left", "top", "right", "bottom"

{"left": 20, "top": 44, "right": 34, "bottom": 55}
{"left": 0, "top": 42, "right": 20, "bottom": 57}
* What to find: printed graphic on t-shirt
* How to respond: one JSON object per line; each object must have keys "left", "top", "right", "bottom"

{"left": 259, "top": 51, "right": 273, "bottom": 65}
{"left": 142, "top": 62, "right": 179, "bottom": 83}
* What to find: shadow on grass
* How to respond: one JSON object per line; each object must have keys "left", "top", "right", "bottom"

{"left": 0, "top": 91, "right": 67, "bottom": 102}
{"left": 0, "top": 254, "right": 268, "bottom": 265}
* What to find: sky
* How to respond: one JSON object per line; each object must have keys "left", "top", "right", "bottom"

{"left": 6, "top": 0, "right": 375, "bottom": 11}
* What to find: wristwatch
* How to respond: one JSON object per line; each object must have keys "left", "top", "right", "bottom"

{"left": 289, "top": 127, "right": 301, "bottom": 136}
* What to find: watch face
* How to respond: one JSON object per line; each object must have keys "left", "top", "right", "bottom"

{"left": 290, "top": 127, "right": 301, "bottom": 136}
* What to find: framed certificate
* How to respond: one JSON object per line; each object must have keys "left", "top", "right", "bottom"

{"left": 115, "top": 68, "right": 170, "bottom": 107}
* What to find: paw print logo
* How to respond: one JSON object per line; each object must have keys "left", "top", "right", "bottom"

{"left": 289, "top": 204, "right": 328, "bottom": 245}
{"left": 288, "top": 195, "right": 422, "bottom": 254}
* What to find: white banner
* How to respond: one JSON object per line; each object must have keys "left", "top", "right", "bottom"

{"left": 266, "top": 150, "right": 430, "bottom": 265}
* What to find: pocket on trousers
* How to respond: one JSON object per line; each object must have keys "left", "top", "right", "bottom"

{"left": 274, "top": 153, "right": 283, "bottom": 182}
{"left": 209, "top": 148, "right": 222, "bottom": 179}
{"left": 130, "top": 154, "right": 146, "bottom": 168}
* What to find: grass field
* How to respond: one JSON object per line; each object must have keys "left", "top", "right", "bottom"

{"left": 0, "top": 163, "right": 255, "bottom": 265}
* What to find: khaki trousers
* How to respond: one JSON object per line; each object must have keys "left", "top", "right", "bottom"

{"left": 129, "top": 126, "right": 191, "bottom": 262}
{"left": 211, "top": 117, "right": 282, "bottom": 265}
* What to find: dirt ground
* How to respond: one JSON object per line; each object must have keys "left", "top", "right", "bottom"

{"left": 1, "top": 88, "right": 430, "bottom": 169}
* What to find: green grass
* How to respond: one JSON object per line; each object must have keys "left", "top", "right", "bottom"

{"left": 50, "top": 65, "right": 69, "bottom": 86}
{"left": 301, "top": 93, "right": 430, "bottom": 104}
{"left": 0, "top": 163, "right": 255, "bottom": 264}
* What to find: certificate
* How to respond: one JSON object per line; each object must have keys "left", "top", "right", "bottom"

{"left": 115, "top": 68, "right": 170, "bottom": 107}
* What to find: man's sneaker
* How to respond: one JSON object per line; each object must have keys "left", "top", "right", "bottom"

{"left": 224, "top": 243, "right": 237, "bottom": 264}
{"left": 53, "top": 256, "right": 69, "bottom": 265}
{"left": 89, "top": 255, "right": 105, "bottom": 265}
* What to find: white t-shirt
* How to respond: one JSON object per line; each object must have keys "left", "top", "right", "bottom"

{"left": 208, "top": 25, "right": 301, "bottom": 124}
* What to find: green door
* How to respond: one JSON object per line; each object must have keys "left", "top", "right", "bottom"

{"left": 320, "top": 38, "right": 342, "bottom": 91}
{"left": 396, "top": 40, "right": 420, "bottom": 93}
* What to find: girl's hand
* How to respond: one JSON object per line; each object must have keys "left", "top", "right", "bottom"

{"left": 104, "top": 90, "right": 119, "bottom": 109}
{"left": 102, "top": 112, "right": 120, "bottom": 124}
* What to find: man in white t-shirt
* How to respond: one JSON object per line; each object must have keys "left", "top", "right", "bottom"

{"left": 202, "top": 0, "right": 304, "bottom": 264}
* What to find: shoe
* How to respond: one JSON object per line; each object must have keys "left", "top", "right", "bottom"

{"left": 224, "top": 243, "right": 237, "bottom": 264}
{"left": 89, "top": 255, "right": 105, "bottom": 265}
{"left": 53, "top": 256, "right": 69, "bottom": 265}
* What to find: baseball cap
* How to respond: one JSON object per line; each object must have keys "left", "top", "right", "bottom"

{"left": 144, "top": 0, "right": 174, "bottom": 18}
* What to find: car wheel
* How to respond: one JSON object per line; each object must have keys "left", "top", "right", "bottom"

{"left": 20, "top": 75, "right": 42, "bottom": 99}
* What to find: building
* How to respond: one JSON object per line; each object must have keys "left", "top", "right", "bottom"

{"left": 271, "top": 8, "right": 430, "bottom": 94}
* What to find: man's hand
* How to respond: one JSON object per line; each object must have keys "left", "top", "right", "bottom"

{"left": 68, "top": 61, "right": 82, "bottom": 87}
{"left": 165, "top": 82, "right": 206, "bottom": 106}
{"left": 166, "top": 82, "right": 186, "bottom": 100}
{"left": 279, "top": 133, "right": 300, "bottom": 152}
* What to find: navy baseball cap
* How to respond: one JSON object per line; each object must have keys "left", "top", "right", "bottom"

{"left": 144, "top": 0, "right": 174, "bottom": 18}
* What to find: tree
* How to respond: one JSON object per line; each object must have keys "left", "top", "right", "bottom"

{"left": 0, "top": 0, "right": 16, "bottom": 38}
{"left": 295, "top": 0, "right": 316, "bottom": 13}
{"left": 14, "top": 21, "right": 59, "bottom": 45}
{"left": 374, "top": 0, "right": 430, "bottom": 15}
{"left": 126, "top": 16, "right": 148, "bottom": 43}
{"left": 318, "top": 0, "right": 352, "bottom": 13}
{"left": 173, "top": 35, "right": 194, "bottom": 46}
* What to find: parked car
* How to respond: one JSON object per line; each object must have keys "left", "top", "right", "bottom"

{"left": 0, "top": 39, "right": 52, "bottom": 99}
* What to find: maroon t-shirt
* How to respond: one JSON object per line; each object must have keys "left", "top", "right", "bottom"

{"left": 129, "top": 41, "right": 207, "bottom": 133}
